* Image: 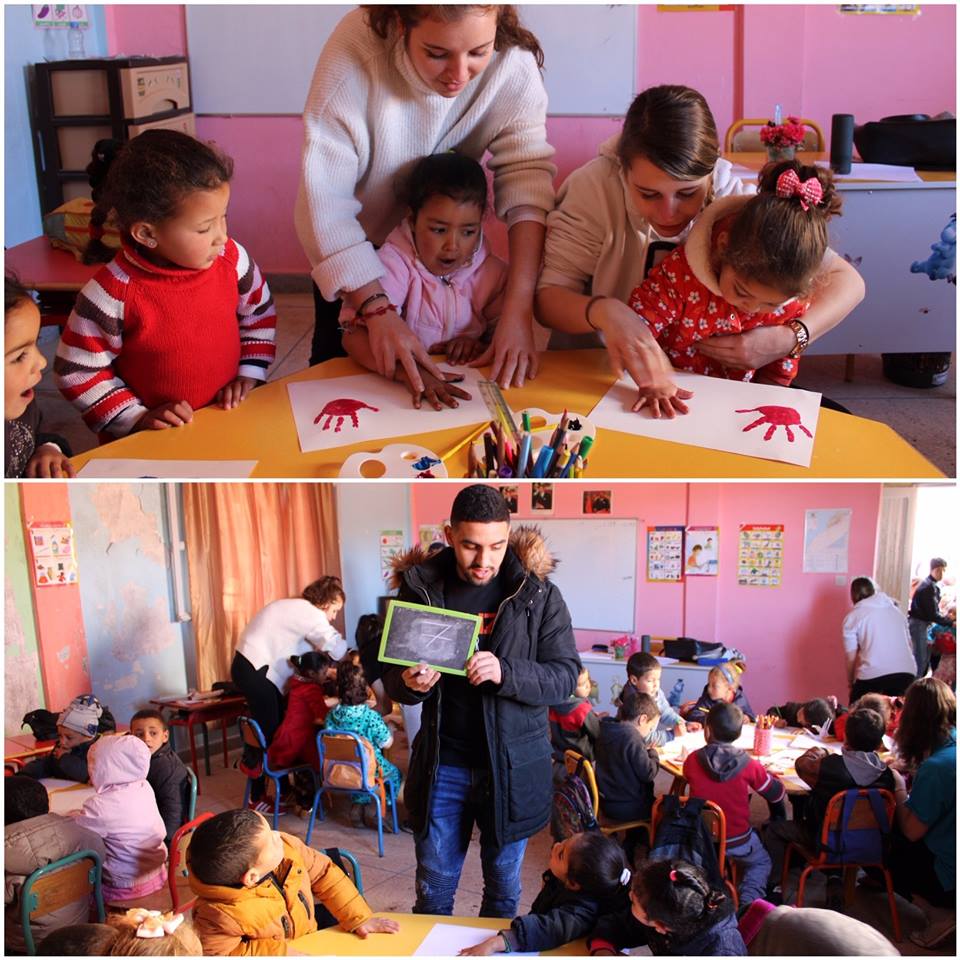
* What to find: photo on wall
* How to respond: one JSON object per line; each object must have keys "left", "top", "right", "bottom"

{"left": 583, "top": 490, "right": 612, "bottom": 515}
{"left": 378, "top": 601, "right": 481, "bottom": 676}
{"left": 532, "top": 482, "right": 554, "bottom": 513}
{"left": 499, "top": 485, "right": 519, "bottom": 514}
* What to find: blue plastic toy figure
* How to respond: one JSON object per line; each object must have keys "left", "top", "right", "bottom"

{"left": 911, "top": 214, "right": 956, "bottom": 284}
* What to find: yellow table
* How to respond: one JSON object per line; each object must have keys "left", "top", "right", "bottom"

{"left": 290, "top": 912, "right": 586, "bottom": 956}
{"left": 71, "top": 352, "right": 942, "bottom": 478}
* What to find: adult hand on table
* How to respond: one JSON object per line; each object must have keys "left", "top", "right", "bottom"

{"left": 696, "top": 325, "right": 796, "bottom": 371}
{"left": 469, "top": 306, "right": 539, "bottom": 389}
{"left": 396, "top": 365, "right": 473, "bottom": 411}
{"left": 590, "top": 298, "right": 693, "bottom": 419}
{"left": 353, "top": 916, "right": 401, "bottom": 938}
{"left": 402, "top": 662, "right": 441, "bottom": 694}
{"left": 367, "top": 308, "right": 446, "bottom": 396}
{"left": 135, "top": 400, "right": 194, "bottom": 431}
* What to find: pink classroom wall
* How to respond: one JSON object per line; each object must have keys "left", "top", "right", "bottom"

{"left": 104, "top": 4, "right": 954, "bottom": 274}
{"left": 409, "top": 482, "right": 882, "bottom": 714}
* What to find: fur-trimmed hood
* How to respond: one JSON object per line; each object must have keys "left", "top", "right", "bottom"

{"left": 388, "top": 523, "right": 557, "bottom": 590}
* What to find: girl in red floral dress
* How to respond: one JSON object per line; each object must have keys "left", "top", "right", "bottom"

{"left": 627, "top": 160, "right": 842, "bottom": 414}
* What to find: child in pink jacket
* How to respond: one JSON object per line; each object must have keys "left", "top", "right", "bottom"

{"left": 341, "top": 152, "right": 507, "bottom": 370}
{"left": 70, "top": 734, "right": 167, "bottom": 902}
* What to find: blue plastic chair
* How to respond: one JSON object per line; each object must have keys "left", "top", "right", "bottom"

{"left": 324, "top": 846, "right": 364, "bottom": 894}
{"left": 21, "top": 848, "right": 105, "bottom": 955}
{"left": 306, "top": 729, "right": 398, "bottom": 857}
{"left": 237, "top": 716, "right": 317, "bottom": 830}
{"left": 184, "top": 765, "right": 198, "bottom": 823}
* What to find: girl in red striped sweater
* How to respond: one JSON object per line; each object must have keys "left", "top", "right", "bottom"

{"left": 54, "top": 130, "right": 276, "bottom": 438}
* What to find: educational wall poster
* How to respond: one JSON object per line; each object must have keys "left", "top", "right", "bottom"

{"left": 33, "top": 4, "right": 89, "bottom": 27}
{"left": 499, "top": 485, "right": 519, "bottom": 514}
{"left": 685, "top": 526, "right": 719, "bottom": 576}
{"left": 647, "top": 526, "right": 684, "bottom": 582}
{"left": 839, "top": 4, "right": 920, "bottom": 14}
{"left": 531, "top": 482, "right": 554, "bottom": 514}
{"left": 287, "top": 368, "right": 489, "bottom": 454}
{"left": 378, "top": 601, "right": 481, "bottom": 676}
{"left": 803, "top": 508, "right": 852, "bottom": 573}
{"left": 379, "top": 530, "right": 404, "bottom": 582}
{"left": 418, "top": 524, "right": 446, "bottom": 552}
{"left": 588, "top": 371, "right": 822, "bottom": 467}
{"left": 738, "top": 524, "right": 784, "bottom": 587}
{"left": 29, "top": 523, "right": 79, "bottom": 587}
{"left": 583, "top": 490, "right": 612, "bottom": 515}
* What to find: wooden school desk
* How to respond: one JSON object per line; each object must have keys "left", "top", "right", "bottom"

{"left": 4, "top": 734, "right": 56, "bottom": 763}
{"left": 4, "top": 236, "right": 98, "bottom": 325}
{"left": 290, "top": 912, "right": 586, "bottom": 956}
{"left": 70, "top": 352, "right": 942, "bottom": 479}
{"left": 41, "top": 777, "right": 95, "bottom": 815}
{"left": 728, "top": 152, "right": 956, "bottom": 356}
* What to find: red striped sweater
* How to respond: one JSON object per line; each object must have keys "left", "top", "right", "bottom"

{"left": 55, "top": 239, "right": 276, "bottom": 436}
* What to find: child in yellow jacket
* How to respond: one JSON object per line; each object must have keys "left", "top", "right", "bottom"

{"left": 187, "top": 809, "right": 398, "bottom": 955}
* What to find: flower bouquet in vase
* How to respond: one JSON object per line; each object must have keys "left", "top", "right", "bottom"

{"left": 760, "top": 114, "right": 807, "bottom": 162}
{"left": 611, "top": 635, "right": 631, "bottom": 660}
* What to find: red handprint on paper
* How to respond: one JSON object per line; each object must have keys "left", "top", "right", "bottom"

{"left": 314, "top": 399, "right": 379, "bottom": 432}
{"left": 736, "top": 406, "right": 812, "bottom": 443}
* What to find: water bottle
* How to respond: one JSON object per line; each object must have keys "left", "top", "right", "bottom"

{"left": 67, "top": 22, "right": 86, "bottom": 59}
{"left": 667, "top": 678, "right": 684, "bottom": 709}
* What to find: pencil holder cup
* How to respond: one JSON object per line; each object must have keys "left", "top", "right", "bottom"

{"left": 753, "top": 724, "right": 773, "bottom": 756}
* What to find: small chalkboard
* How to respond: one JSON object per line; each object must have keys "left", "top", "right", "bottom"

{"left": 378, "top": 600, "right": 481, "bottom": 677}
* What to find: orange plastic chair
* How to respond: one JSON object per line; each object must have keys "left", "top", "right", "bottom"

{"left": 724, "top": 118, "right": 825, "bottom": 153}
{"left": 782, "top": 788, "right": 901, "bottom": 941}
{"left": 651, "top": 795, "right": 739, "bottom": 910}
{"left": 167, "top": 812, "right": 213, "bottom": 915}
{"left": 570, "top": 750, "right": 653, "bottom": 847}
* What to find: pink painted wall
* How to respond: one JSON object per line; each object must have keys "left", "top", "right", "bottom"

{"left": 409, "top": 482, "right": 882, "bottom": 714}
{"left": 105, "top": 4, "right": 955, "bottom": 273}
{"left": 19, "top": 485, "right": 91, "bottom": 712}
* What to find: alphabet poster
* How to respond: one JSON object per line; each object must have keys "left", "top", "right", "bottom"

{"left": 647, "top": 526, "right": 684, "bottom": 582}
{"left": 28, "top": 523, "right": 79, "bottom": 587}
{"left": 287, "top": 369, "right": 490, "bottom": 454}
{"left": 738, "top": 524, "right": 784, "bottom": 587}
{"left": 588, "top": 371, "right": 822, "bottom": 467}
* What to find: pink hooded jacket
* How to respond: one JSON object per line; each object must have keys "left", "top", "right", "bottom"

{"left": 340, "top": 220, "right": 507, "bottom": 349}
{"left": 70, "top": 735, "right": 167, "bottom": 895}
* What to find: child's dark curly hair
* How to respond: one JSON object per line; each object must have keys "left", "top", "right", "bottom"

{"left": 5, "top": 271, "right": 31, "bottom": 315}
{"left": 402, "top": 152, "right": 489, "bottom": 219}
{"left": 632, "top": 858, "right": 729, "bottom": 941}
{"left": 565, "top": 831, "right": 629, "bottom": 899}
{"left": 92, "top": 129, "right": 233, "bottom": 237}
{"left": 722, "top": 159, "right": 843, "bottom": 298}
{"left": 336, "top": 661, "right": 369, "bottom": 706}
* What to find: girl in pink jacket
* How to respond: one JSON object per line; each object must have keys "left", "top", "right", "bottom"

{"left": 71, "top": 734, "right": 167, "bottom": 902}
{"left": 341, "top": 153, "right": 507, "bottom": 390}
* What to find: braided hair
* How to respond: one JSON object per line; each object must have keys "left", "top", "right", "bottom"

{"left": 631, "top": 858, "right": 730, "bottom": 942}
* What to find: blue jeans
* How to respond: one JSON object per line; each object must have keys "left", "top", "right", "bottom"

{"left": 726, "top": 830, "right": 772, "bottom": 908}
{"left": 414, "top": 764, "right": 528, "bottom": 917}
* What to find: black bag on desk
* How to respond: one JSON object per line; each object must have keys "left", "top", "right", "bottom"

{"left": 662, "top": 637, "right": 725, "bottom": 662}
{"left": 22, "top": 710, "right": 59, "bottom": 741}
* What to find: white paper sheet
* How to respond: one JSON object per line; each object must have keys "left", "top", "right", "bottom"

{"left": 287, "top": 369, "right": 490, "bottom": 454}
{"left": 78, "top": 459, "right": 257, "bottom": 478}
{"left": 414, "top": 923, "right": 537, "bottom": 957}
{"left": 814, "top": 161, "right": 922, "bottom": 183}
{"left": 47, "top": 785, "right": 94, "bottom": 814}
{"left": 588, "top": 371, "right": 822, "bottom": 467}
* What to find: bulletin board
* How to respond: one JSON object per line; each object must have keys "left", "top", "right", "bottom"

{"left": 184, "top": 4, "right": 637, "bottom": 116}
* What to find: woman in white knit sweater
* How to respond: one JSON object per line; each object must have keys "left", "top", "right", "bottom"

{"left": 295, "top": 5, "right": 556, "bottom": 398}
{"left": 536, "top": 85, "right": 865, "bottom": 418}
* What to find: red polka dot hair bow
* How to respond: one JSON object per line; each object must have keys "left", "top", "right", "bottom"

{"left": 775, "top": 168, "right": 824, "bottom": 211}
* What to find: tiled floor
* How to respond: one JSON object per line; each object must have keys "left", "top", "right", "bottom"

{"left": 176, "top": 720, "right": 950, "bottom": 956}
{"left": 37, "top": 292, "right": 955, "bottom": 476}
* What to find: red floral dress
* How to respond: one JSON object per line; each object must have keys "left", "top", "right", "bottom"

{"left": 627, "top": 223, "right": 809, "bottom": 387}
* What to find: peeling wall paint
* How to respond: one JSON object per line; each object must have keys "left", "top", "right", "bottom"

{"left": 4, "top": 484, "right": 44, "bottom": 735}
{"left": 69, "top": 483, "right": 192, "bottom": 724}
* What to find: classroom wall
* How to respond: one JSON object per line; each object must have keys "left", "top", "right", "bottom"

{"left": 4, "top": 486, "right": 46, "bottom": 736}
{"left": 409, "top": 482, "right": 882, "bottom": 714}
{"left": 67, "top": 483, "right": 193, "bottom": 726}
{"left": 97, "top": 3, "right": 955, "bottom": 274}
{"left": 4, "top": 4, "right": 108, "bottom": 245}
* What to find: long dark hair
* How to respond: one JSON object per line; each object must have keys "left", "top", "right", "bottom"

{"left": 895, "top": 677, "right": 956, "bottom": 771}
{"left": 364, "top": 5, "right": 544, "bottom": 68}
{"left": 632, "top": 858, "right": 730, "bottom": 942}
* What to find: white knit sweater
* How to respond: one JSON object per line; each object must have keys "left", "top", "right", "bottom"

{"left": 294, "top": 8, "right": 556, "bottom": 301}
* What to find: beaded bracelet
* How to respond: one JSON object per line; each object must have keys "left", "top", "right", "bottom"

{"left": 357, "top": 291, "right": 389, "bottom": 316}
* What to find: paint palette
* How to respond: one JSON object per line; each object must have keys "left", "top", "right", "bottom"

{"left": 339, "top": 444, "right": 448, "bottom": 479}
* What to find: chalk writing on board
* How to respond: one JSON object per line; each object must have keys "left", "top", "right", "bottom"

{"left": 378, "top": 601, "right": 481, "bottom": 676}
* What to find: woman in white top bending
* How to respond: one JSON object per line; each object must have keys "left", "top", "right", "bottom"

{"left": 536, "top": 84, "right": 865, "bottom": 418}
{"left": 232, "top": 576, "right": 346, "bottom": 805}
{"left": 295, "top": 5, "right": 556, "bottom": 398}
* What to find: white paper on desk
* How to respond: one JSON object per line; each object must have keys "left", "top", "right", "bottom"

{"left": 39, "top": 778, "right": 78, "bottom": 792}
{"left": 814, "top": 161, "right": 922, "bottom": 183}
{"left": 588, "top": 371, "right": 821, "bottom": 467}
{"left": 287, "top": 369, "right": 490, "bottom": 454}
{"left": 414, "top": 923, "right": 536, "bottom": 957}
{"left": 48, "top": 786, "right": 93, "bottom": 814}
{"left": 78, "top": 458, "right": 257, "bottom": 479}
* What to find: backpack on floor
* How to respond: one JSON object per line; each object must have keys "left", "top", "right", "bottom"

{"left": 550, "top": 756, "right": 598, "bottom": 841}
{"left": 649, "top": 795, "right": 723, "bottom": 887}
